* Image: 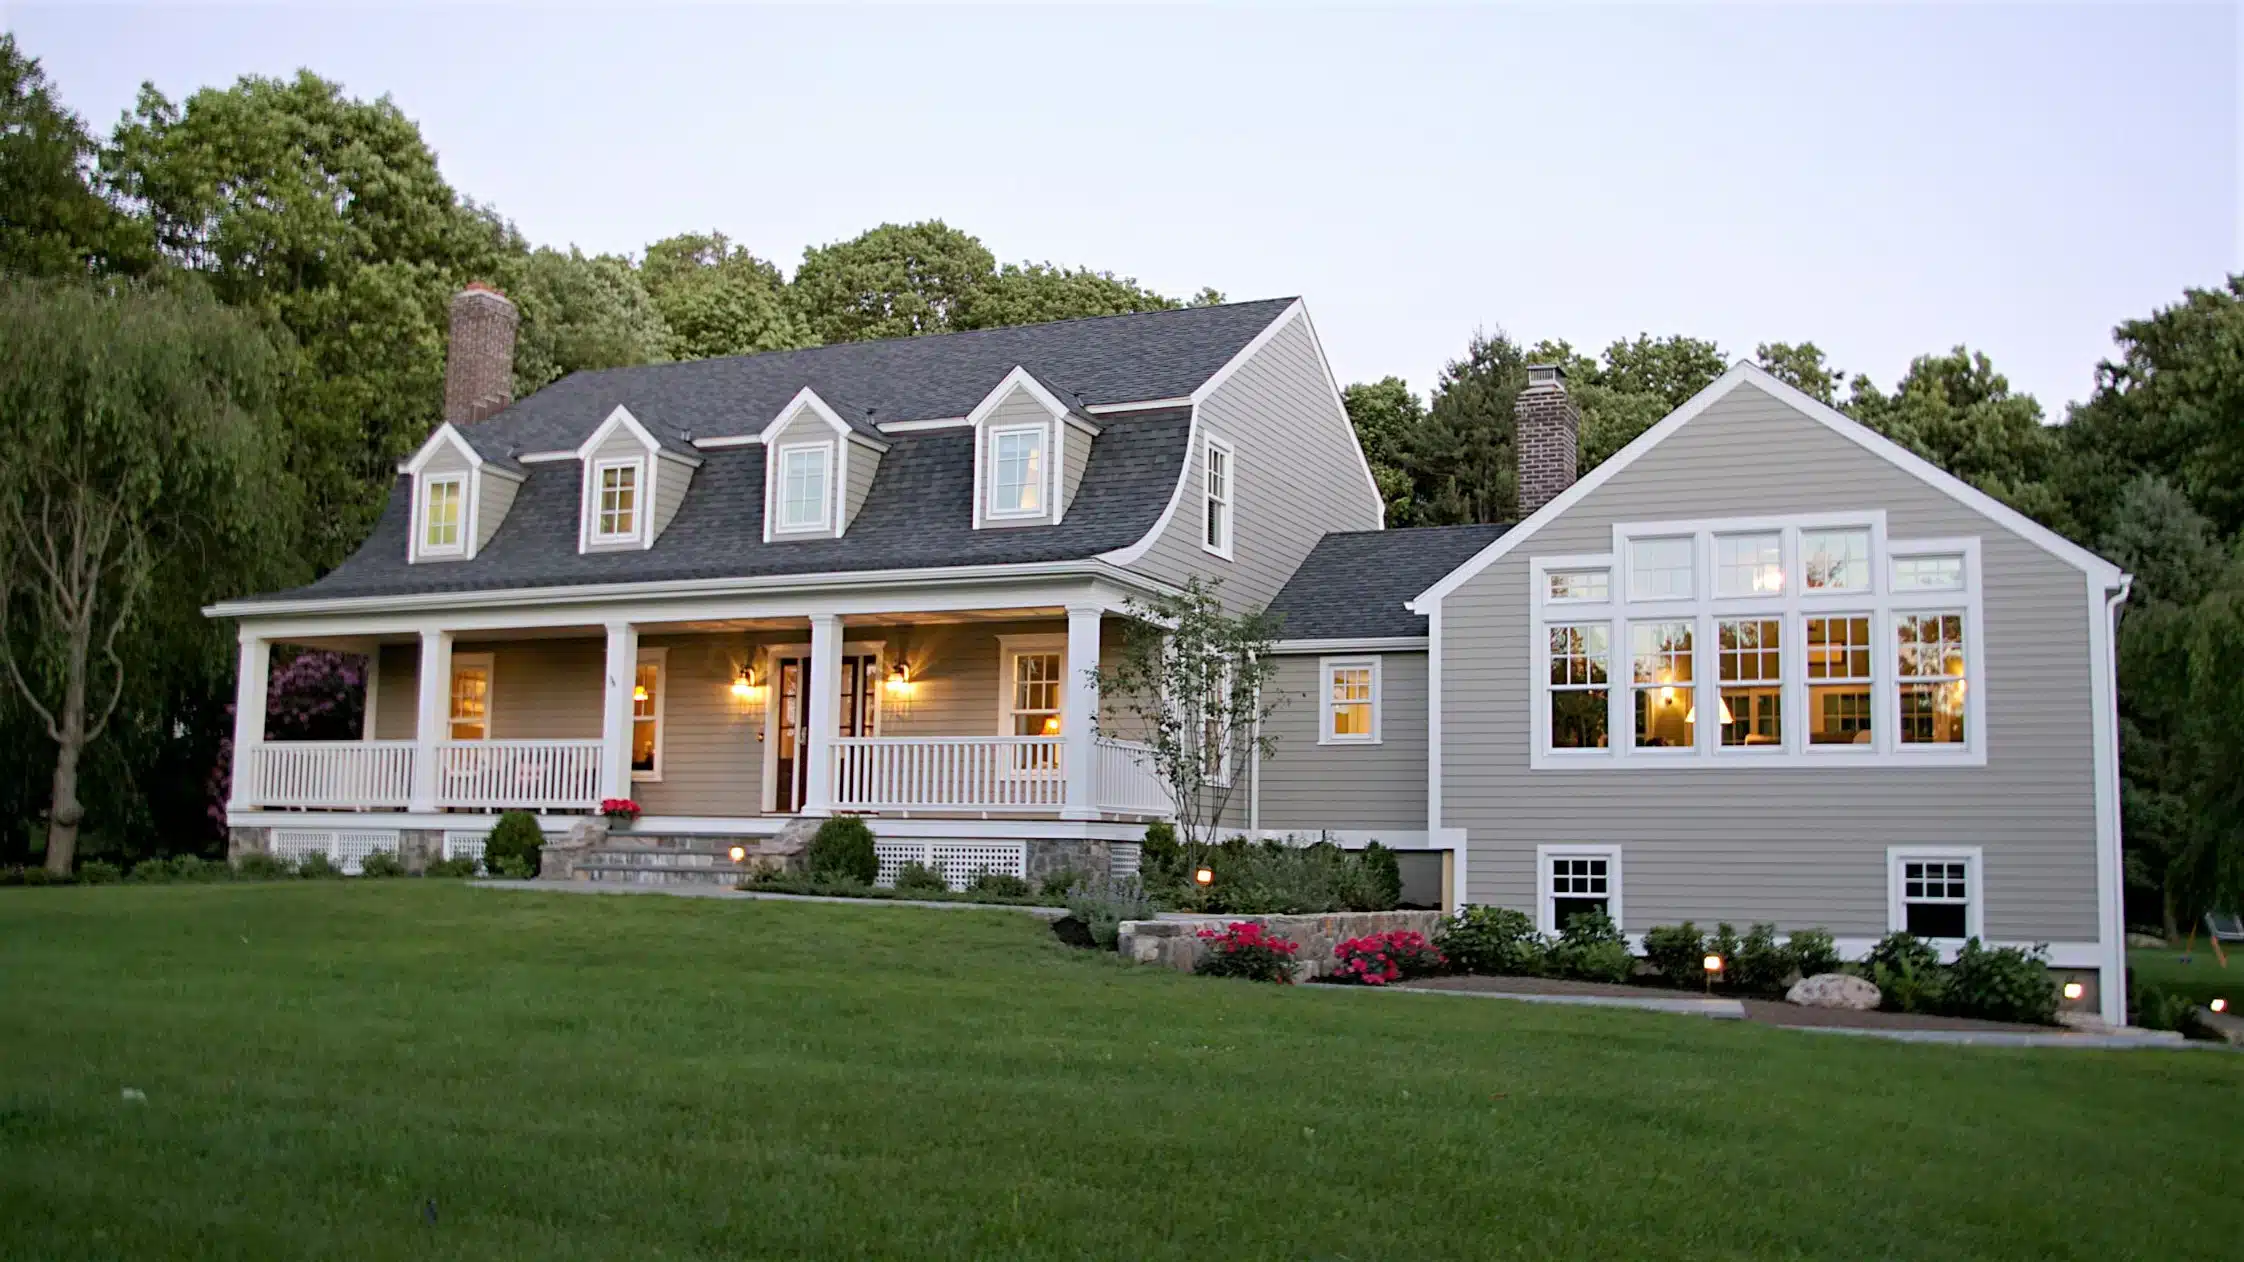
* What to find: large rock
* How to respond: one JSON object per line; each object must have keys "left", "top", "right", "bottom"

{"left": 537, "top": 816, "right": 610, "bottom": 881}
{"left": 1786, "top": 972, "right": 1882, "bottom": 1010}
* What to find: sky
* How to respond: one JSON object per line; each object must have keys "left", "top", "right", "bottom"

{"left": 7, "top": 3, "right": 2237, "bottom": 412}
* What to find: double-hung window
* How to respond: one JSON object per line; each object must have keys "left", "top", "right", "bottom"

{"left": 1320, "top": 657, "right": 1380, "bottom": 744}
{"left": 1717, "top": 618, "right": 1782, "bottom": 746}
{"left": 449, "top": 654, "right": 492, "bottom": 741}
{"left": 1629, "top": 621, "right": 1694, "bottom": 749}
{"left": 1890, "top": 848, "right": 1979, "bottom": 941}
{"left": 777, "top": 444, "right": 831, "bottom": 533}
{"left": 422, "top": 475, "right": 464, "bottom": 555}
{"left": 999, "top": 636, "right": 1064, "bottom": 775}
{"left": 1806, "top": 614, "right": 1874, "bottom": 746}
{"left": 1547, "top": 624, "right": 1610, "bottom": 749}
{"left": 1538, "top": 846, "right": 1621, "bottom": 935}
{"left": 987, "top": 426, "right": 1045, "bottom": 518}
{"left": 1203, "top": 437, "right": 1234, "bottom": 559}
{"left": 592, "top": 460, "right": 640, "bottom": 543}
{"left": 1896, "top": 612, "right": 1968, "bottom": 745}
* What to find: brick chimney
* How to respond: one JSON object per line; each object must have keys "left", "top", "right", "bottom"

{"left": 1515, "top": 363, "right": 1580, "bottom": 516}
{"left": 444, "top": 282, "right": 519, "bottom": 425}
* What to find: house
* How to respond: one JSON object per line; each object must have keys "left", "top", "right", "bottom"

{"left": 208, "top": 286, "right": 2130, "bottom": 1022}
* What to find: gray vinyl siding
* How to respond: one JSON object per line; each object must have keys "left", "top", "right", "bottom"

{"left": 1060, "top": 419, "right": 1093, "bottom": 517}
{"left": 474, "top": 472, "right": 519, "bottom": 553}
{"left": 583, "top": 430, "right": 653, "bottom": 554}
{"left": 767, "top": 414, "right": 842, "bottom": 540}
{"left": 843, "top": 440, "right": 880, "bottom": 532}
{"left": 373, "top": 643, "right": 418, "bottom": 739}
{"left": 650, "top": 453, "right": 694, "bottom": 541}
{"left": 975, "top": 395, "right": 1058, "bottom": 529}
{"left": 1441, "top": 381, "right": 2102, "bottom": 942}
{"left": 1257, "top": 651, "right": 1428, "bottom": 835}
{"left": 1123, "top": 313, "right": 1382, "bottom": 610}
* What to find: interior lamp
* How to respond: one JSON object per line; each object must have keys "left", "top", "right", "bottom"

{"left": 633, "top": 683, "right": 649, "bottom": 702}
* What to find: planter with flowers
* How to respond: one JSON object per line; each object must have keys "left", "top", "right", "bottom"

{"left": 600, "top": 798, "right": 641, "bottom": 830}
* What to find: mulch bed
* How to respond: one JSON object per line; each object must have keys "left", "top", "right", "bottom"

{"left": 1398, "top": 974, "right": 2064, "bottom": 1034}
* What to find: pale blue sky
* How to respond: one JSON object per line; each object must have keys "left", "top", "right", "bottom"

{"left": 7, "top": 3, "right": 2236, "bottom": 411}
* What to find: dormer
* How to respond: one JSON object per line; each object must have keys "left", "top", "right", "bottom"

{"left": 403, "top": 423, "right": 524, "bottom": 564}
{"left": 967, "top": 366, "right": 1100, "bottom": 530}
{"left": 760, "top": 387, "right": 889, "bottom": 541}
{"left": 575, "top": 406, "right": 702, "bottom": 554}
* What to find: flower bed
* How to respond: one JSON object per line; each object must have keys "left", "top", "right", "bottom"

{"left": 1120, "top": 909, "right": 1446, "bottom": 980}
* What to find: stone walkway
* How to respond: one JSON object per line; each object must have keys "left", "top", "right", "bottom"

{"left": 473, "top": 879, "right": 1066, "bottom": 918}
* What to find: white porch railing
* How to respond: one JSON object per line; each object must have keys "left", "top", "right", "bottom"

{"left": 832, "top": 736, "right": 1065, "bottom": 812}
{"left": 1090, "top": 738, "right": 1171, "bottom": 817}
{"left": 243, "top": 741, "right": 416, "bottom": 810}
{"left": 434, "top": 739, "right": 602, "bottom": 811}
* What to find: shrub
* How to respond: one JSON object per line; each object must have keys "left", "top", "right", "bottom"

{"left": 1704, "top": 922, "right": 1742, "bottom": 978}
{"left": 893, "top": 861, "right": 949, "bottom": 893}
{"left": 1038, "top": 868, "right": 1085, "bottom": 900}
{"left": 161, "top": 854, "right": 225, "bottom": 882}
{"left": 125, "top": 858, "right": 171, "bottom": 883}
{"left": 1176, "top": 837, "right": 1403, "bottom": 916}
{"left": 1332, "top": 930, "right": 1445, "bottom": 986}
{"left": 1356, "top": 842, "right": 1404, "bottom": 910}
{"left": 423, "top": 856, "right": 479, "bottom": 878}
{"left": 235, "top": 853, "right": 297, "bottom": 880}
{"left": 1864, "top": 931, "right": 1941, "bottom": 980}
{"left": 1731, "top": 923, "right": 1791, "bottom": 994}
{"left": 1065, "top": 874, "right": 1154, "bottom": 950}
{"left": 1437, "top": 906, "right": 1547, "bottom": 976}
{"left": 965, "top": 869, "right": 1031, "bottom": 900}
{"left": 805, "top": 817, "right": 878, "bottom": 885}
{"left": 1945, "top": 940, "right": 2058, "bottom": 1025}
{"left": 76, "top": 860, "right": 122, "bottom": 885}
{"left": 358, "top": 850, "right": 407, "bottom": 879}
{"left": 1872, "top": 957, "right": 1948, "bottom": 1014}
{"left": 1549, "top": 912, "right": 1636, "bottom": 983}
{"left": 298, "top": 852, "right": 343, "bottom": 879}
{"left": 484, "top": 812, "right": 545, "bottom": 878}
{"left": 1641, "top": 922, "right": 1705, "bottom": 984}
{"left": 1193, "top": 921, "right": 1300, "bottom": 983}
{"left": 18, "top": 866, "right": 60, "bottom": 886}
{"left": 1141, "top": 821, "right": 1180, "bottom": 874}
{"left": 1786, "top": 928, "right": 1841, "bottom": 980}
{"left": 2133, "top": 984, "right": 2211, "bottom": 1038}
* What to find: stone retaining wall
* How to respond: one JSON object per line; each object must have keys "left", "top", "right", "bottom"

{"left": 1119, "top": 910, "right": 1448, "bottom": 980}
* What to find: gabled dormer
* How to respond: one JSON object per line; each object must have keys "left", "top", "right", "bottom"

{"left": 760, "top": 387, "right": 888, "bottom": 542}
{"left": 967, "top": 366, "right": 1099, "bottom": 530}
{"left": 403, "top": 423, "right": 525, "bottom": 564}
{"left": 576, "top": 405, "right": 702, "bottom": 554}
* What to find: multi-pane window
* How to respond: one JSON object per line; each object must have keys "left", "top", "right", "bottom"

{"left": 1547, "top": 625, "right": 1610, "bottom": 749}
{"left": 1204, "top": 439, "right": 1233, "bottom": 556}
{"left": 423, "top": 476, "right": 463, "bottom": 553}
{"left": 1630, "top": 621, "right": 1695, "bottom": 749}
{"left": 1806, "top": 615, "right": 1873, "bottom": 746}
{"left": 1628, "top": 537, "right": 1693, "bottom": 601}
{"left": 595, "top": 462, "right": 639, "bottom": 541}
{"left": 631, "top": 658, "right": 662, "bottom": 776}
{"left": 1548, "top": 854, "right": 1612, "bottom": 933}
{"left": 1901, "top": 857, "right": 1971, "bottom": 938}
{"left": 1894, "top": 555, "right": 1964, "bottom": 592}
{"left": 1715, "top": 533, "right": 1784, "bottom": 596}
{"left": 1323, "top": 658, "right": 1378, "bottom": 743}
{"left": 1802, "top": 528, "right": 1871, "bottom": 591}
{"left": 779, "top": 445, "right": 831, "bottom": 531}
{"left": 1717, "top": 618, "right": 1782, "bottom": 746}
{"left": 988, "top": 427, "right": 1045, "bottom": 516}
{"left": 1897, "top": 613, "right": 1968, "bottom": 745}
{"left": 1548, "top": 569, "right": 1609, "bottom": 602}
{"left": 1004, "top": 648, "right": 1063, "bottom": 774}
{"left": 448, "top": 658, "right": 490, "bottom": 741}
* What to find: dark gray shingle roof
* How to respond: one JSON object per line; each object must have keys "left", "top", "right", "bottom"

{"left": 1266, "top": 524, "right": 1513, "bottom": 640}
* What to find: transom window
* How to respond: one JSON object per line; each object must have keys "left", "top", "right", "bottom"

{"left": 422, "top": 475, "right": 463, "bottom": 554}
{"left": 1547, "top": 624, "right": 1610, "bottom": 749}
{"left": 1548, "top": 569, "right": 1609, "bottom": 602}
{"left": 1628, "top": 537, "right": 1693, "bottom": 601}
{"left": 1896, "top": 613, "right": 1968, "bottom": 745}
{"left": 1802, "top": 528, "right": 1872, "bottom": 592}
{"left": 1629, "top": 621, "right": 1694, "bottom": 749}
{"left": 1321, "top": 657, "right": 1380, "bottom": 744}
{"left": 1203, "top": 437, "right": 1234, "bottom": 558}
{"left": 594, "top": 460, "right": 640, "bottom": 542}
{"left": 1892, "top": 850, "right": 1978, "bottom": 940}
{"left": 777, "top": 444, "right": 831, "bottom": 532}
{"left": 988, "top": 426, "right": 1045, "bottom": 517}
{"left": 1893, "top": 554, "right": 1964, "bottom": 592}
{"left": 1715, "top": 533, "right": 1784, "bottom": 596}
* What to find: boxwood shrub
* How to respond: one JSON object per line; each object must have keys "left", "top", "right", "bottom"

{"left": 484, "top": 811, "right": 546, "bottom": 878}
{"left": 806, "top": 816, "right": 878, "bottom": 885}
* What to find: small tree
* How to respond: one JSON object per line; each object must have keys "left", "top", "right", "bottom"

{"left": 1093, "top": 578, "right": 1282, "bottom": 856}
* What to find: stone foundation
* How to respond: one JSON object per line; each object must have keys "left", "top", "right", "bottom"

{"left": 227, "top": 826, "right": 271, "bottom": 862}
{"left": 1119, "top": 909, "right": 1448, "bottom": 980}
{"left": 1025, "top": 839, "right": 1110, "bottom": 886}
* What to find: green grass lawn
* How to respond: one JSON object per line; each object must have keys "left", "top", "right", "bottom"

{"left": 4, "top": 886, "right": 2241, "bottom": 1262}
{"left": 2131, "top": 943, "right": 2244, "bottom": 1010}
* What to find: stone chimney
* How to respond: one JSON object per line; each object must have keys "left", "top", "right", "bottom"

{"left": 444, "top": 282, "right": 519, "bottom": 425}
{"left": 1515, "top": 363, "right": 1580, "bottom": 516}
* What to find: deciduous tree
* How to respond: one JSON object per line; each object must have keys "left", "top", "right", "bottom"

{"left": 788, "top": 220, "right": 995, "bottom": 343}
{"left": 640, "top": 231, "right": 809, "bottom": 360}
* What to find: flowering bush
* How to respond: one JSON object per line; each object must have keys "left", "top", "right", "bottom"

{"left": 1193, "top": 921, "right": 1300, "bottom": 983}
{"left": 1331, "top": 930, "right": 1446, "bottom": 986}
{"left": 600, "top": 798, "right": 641, "bottom": 823}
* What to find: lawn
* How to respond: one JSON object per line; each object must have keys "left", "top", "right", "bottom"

{"left": 2131, "top": 943, "right": 2244, "bottom": 1010}
{"left": 3, "top": 886, "right": 2240, "bottom": 1261}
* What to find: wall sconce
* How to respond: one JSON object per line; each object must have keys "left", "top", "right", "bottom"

{"left": 731, "top": 665, "right": 765, "bottom": 706}
{"left": 2061, "top": 981, "right": 2085, "bottom": 1002}
{"left": 885, "top": 662, "right": 912, "bottom": 697}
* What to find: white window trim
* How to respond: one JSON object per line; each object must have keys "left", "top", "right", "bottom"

{"left": 416, "top": 472, "right": 469, "bottom": 559}
{"left": 771, "top": 440, "right": 835, "bottom": 536}
{"left": 1318, "top": 655, "right": 1382, "bottom": 746}
{"left": 1535, "top": 843, "right": 1622, "bottom": 936}
{"left": 1201, "top": 434, "right": 1235, "bottom": 561}
{"left": 589, "top": 456, "right": 647, "bottom": 547}
{"left": 1526, "top": 514, "right": 1987, "bottom": 770}
{"left": 630, "top": 646, "right": 667, "bottom": 783}
{"left": 448, "top": 651, "right": 495, "bottom": 741}
{"left": 983, "top": 423, "right": 1050, "bottom": 521}
{"left": 1887, "top": 845, "right": 1984, "bottom": 943}
{"left": 995, "top": 633, "right": 1068, "bottom": 777}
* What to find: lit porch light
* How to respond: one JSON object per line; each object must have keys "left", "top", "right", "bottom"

{"left": 885, "top": 662, "right": 911, "bottom": 696}
{"left": 731, "top": 668, "right": 755, "bottom": 701}
{"left": 728, "top": 845, "right": 747, "bottom": 863}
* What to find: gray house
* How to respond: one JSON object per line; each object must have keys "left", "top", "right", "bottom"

{"left": 208, "top": 288, "right": 2129, "bottom": 1022}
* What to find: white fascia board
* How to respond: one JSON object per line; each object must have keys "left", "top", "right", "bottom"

{"left": 1268, "top": 636, "right": 1427, "bottom": 654}
{"left": 1292, "top": 302, "right": 1388, "bottom": 528}
{"left": 965, "top": 366, "right": 1070, "bottom": 429}
{"left": 516, "top": 450, "right": 579, "bottom": 463}
{"left": 654, "top": 447, "right": 705, "bottom": 473}
{"left": 1086, "top": 397, "right": 1191, "bottom": 415}
{"left": 1408, "top": 362, "right": 2125, "bottom": 613}
{"left": 757, "top": 387, "right": 853, "bottom": 443}
{"left": 844, "top": 431, "right": 891, "bottom": 456}
{"left": 575, "top": 404, "right": 662, "bottom": 461}
{"left": 403, "top": 424, "right": 482, "bottom": 476}
{"left": 875, "top": 417, "right": 969, "bottom": 434}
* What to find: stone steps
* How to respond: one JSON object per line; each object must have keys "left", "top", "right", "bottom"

{"left": 570, "top": 837, "right": 756, "bottom": 887}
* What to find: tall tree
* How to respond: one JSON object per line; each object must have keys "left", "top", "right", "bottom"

{"left": 1755, "top": 341, "right": 1842, "bottom": 404}
{"left": 639, "top": 231, "right": 809, "bottom": 360}
{"left": 1598, "top": 334, "right": 1727, "bottom": 411}
{"left": 1408, "top": 331, "right": 1530, "bottom": 524}
{"left": 504, "top": 246, "right": 672, "bottom": 394}
{"left": 787, "top": 220, "right": 995, "bottom": 343}
{"left": 1340, "top": 377, "right": 1425, "bottom": 525}
{"left": 956, "top": 262, "right": 1178, "bottom": 330}
{"left": 0, "top": 35, "right": 143, "bottom": 278}
{"left": 0, "top": 280, "right": 294, "bottom": 872}
{"left": 1847, "top": 347, "right": 2070, "bottom": 531}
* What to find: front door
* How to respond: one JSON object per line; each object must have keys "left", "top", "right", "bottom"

{"left": 771, "top": 653, "right": 879, "bottom": 814}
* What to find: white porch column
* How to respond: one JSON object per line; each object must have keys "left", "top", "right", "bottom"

{"left": 800, "top": 613, "right": 842, "bottom": 816}
{"left": 225, "top": 632, "right": 272, "bottom": 811}
{"left": 599, "top": 621, "right": 639, "bottom": 803}
{"left": 1062, "top": 605, "right": 1102, "bottom": 820}
{"left": 410, "top": 629, "right": 453, "bottom": 812}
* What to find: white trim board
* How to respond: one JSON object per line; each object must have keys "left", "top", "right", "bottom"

{"left": 1269, "top": 636, "right": 1427, "bottom": 655}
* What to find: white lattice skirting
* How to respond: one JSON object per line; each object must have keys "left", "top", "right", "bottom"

{"left": 873, "top": 840, "right": 1028, "bottom": 890}
{"left": 441, "top": 829, "right": 490, "bottom": 865}
{"left": 269, "top": 829, "right": 402, "bottom": 876}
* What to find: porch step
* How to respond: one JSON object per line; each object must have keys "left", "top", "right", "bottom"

{"left": 574, "top": 861, "right": 746, "bottom": 888}
{"left": 571, "top": 838, "right": 750, "bottom": 888}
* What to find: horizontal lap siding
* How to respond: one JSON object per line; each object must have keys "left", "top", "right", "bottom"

{"left": 373, "top": 644, "right": 418, "bottom": 739}
{"left": 1258, "top": 653, "right": 1428, "bottom": 833}
{"left": 843, "top": 445, "right": 878, "bottom": 531}
{"left": 1061, "top": 422, "right": 1091, "bottom": 515}
{"left": 652, "top": 456, "right": 692, "bottom": 539}
{"left": 638, "top": 633, "right": 760, "bottom": 816}
{"left": 475, "top": 474, "right": 518, "bottom": 551}
{"left": 1443, "top": 383, "right": 2100, "bottom": 941}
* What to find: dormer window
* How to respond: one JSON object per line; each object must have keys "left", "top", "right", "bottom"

{"left": 592, "top": 459, "right": 642, "bottom": 543}
{"left": 777, "top": 443, "right": 832, "bottom": 532}
{"left": 421, "top": 475, "right": 464, "bottom": 555}
{"left": 988, "top": 426, "right": 1046, "bottom": 518}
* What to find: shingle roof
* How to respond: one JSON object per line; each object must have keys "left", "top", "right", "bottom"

{"left": 1266, "top": 524, "right": 1513, "bottom": 640}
